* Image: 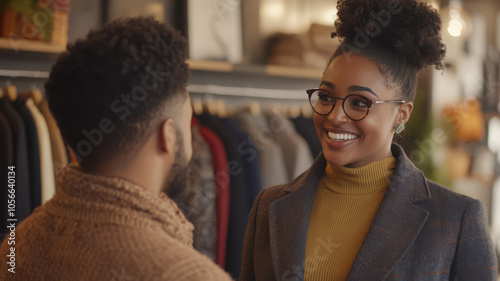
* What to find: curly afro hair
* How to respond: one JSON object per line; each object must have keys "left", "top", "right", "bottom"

{"left": 45, "top": 17, "right": 189, "bottom": 166}
{"left": 329, "top": 0, "right": 446, "bottom": 102}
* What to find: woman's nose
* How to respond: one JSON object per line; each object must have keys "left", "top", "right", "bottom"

{"left": 327, "top": 101, "right": 349, "bottom": 123}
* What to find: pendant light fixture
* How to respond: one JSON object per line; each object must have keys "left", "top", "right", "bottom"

{"left": 441, "top": 0, "right": 471, "bottom": 38}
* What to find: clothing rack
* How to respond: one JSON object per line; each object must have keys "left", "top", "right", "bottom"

{"left": 0, "top": 75, "right": 309, "bottom": 100}
{"left": 0, "top": 69, "right": 50, "bottom": 79}
{"left": 187, "top": 84, "right": 308, "bottom": 100}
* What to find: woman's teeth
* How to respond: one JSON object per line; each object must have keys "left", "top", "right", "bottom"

{"left": 328, "top": 132, "right": 359, "bottom": 141}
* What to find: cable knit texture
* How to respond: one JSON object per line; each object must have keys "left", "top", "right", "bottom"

{"left": 0, "top": 164, "right": 233, "bottom": 281}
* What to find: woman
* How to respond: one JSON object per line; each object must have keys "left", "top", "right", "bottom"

{"left": 240, "top": 0, "right": 497, "bottom": 280}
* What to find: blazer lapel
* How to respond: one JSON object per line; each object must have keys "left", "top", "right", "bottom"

{"left": 347, "top": 144, "right": 432, "bottom": 280}
{"left": 268, "top": 153, "right": 327, "bottom": 280}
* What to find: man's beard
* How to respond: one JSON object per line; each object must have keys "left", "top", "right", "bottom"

{"left": 162, "top": 128, "right": 189, "bottom": 201}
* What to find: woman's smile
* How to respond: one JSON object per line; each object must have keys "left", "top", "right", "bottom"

{"left": 323, "top": 127, "right": 361, "bottom": 149}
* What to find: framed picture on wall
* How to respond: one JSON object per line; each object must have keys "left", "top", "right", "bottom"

{"left": 187, "top": 0, "right": 243, "bottom": 63}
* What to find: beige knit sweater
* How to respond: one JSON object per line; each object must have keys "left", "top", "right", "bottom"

{"left": 0, "top": 164, "right": 233, "bottom": 281}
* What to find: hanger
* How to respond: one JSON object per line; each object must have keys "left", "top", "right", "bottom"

{"left": 203, "top": 99, "right": 219, "bottom": 116}
{"left": 242, "top": 101, "right": 261, "bottom": 116}
{"left": 287, "top": 104, "right": 302, "bottom": 119}
{"left": 192, "top": 99, "right": 203, "bottom": 116}
{"left": 226, "top": 105, "right": 235, "bottom": 117}
{"left": 265, "top": 103, "right": 284, "bottom": 116}
{"left": 5, "top": 85, "right": 17, "bottom": 102}
{"left": 20, "top": 87, "right": 43, "bottom": 105}
{"left": 216, "top": 100, "right": 228, "bottom": 118}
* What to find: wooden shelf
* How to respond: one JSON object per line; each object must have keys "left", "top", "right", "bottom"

{"left": 0, "top": 37, "right": 65, "bottom": 54}
{"left": 265, "top": 64, "right": 323, "bottom": 79}
{"left": 187, "top": 59, "right": 234, "bottom": 72}
{"left": 187, "top": 59, "right": 322, "bottom": 80}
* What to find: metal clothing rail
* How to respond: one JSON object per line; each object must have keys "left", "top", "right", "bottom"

{"left": 0, "top": 69, "right": 50, "bottom": 79}
{"left": 187, "top": 84, "right": 308, "bottom": 100}
{"left": 0, "top": 74, "right": 308, "bottom": 100}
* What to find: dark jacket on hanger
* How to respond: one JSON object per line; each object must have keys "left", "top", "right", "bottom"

{"left": 221, "top": 118, "right": 263, "bottom": 203}
{"left": 0, "top": 97, "right": 32, "bottom": 230}
{"left": 198, "top": 113, "right": 252, "bottom": 279}
{"left": 240, "top": 144, "right": 497, "bottom": 281}
{"left": 0, "top": 112, "right": 13, "bottom": 240}
{"left": 13, "top": 99, "right": 42, "bottom": 211}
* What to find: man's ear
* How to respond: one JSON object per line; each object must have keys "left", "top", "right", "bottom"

{"left": 396, "top": 101, "right": 414, "bottom": 126}
{"left": 160, "top": 119, "right": 176, "bottom": 154}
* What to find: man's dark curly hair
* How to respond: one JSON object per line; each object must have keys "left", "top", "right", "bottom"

{"left": 330, "top": 0, "right": 446, "bottom": 102}
{"left": 45, "top": 17, "right": 189, "bottom": 166}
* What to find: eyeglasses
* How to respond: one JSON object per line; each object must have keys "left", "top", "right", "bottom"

{"left": 306, "top": 89, "right": 406, "bottom": 121}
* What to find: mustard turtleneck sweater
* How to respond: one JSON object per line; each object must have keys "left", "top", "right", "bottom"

{"left": 304, "top": 157, "right": 396, "bottom": 281}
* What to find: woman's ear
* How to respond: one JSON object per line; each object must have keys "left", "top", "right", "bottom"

{"left": 159, "top": 119, "right": 176, "bottom": 154}
{"left": 396, "top": 101, "right": 414, "bottom": 125}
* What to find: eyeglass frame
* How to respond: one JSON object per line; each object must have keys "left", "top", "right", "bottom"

{"left": 306, "top": 88, "right": 406, "bottom": 121}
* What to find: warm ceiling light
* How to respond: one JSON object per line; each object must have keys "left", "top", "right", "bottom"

{"left": 262, "top": 0, "right": 285, "bottom": 19}
{"left": 441, "top": 3, "right": 471, "bottom": 38}
{"left": 447, "top": 18, "right": 463, "bottom": 37}
{"left": 317, "top": 7, "right": 338, "bottom": 26}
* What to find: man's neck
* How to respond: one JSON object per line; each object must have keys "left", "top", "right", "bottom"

{"left": 80, "top": 160, "right": 165, "bottom": 195}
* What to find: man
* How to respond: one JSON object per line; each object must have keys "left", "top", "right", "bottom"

{"left": 0, "top": 17, "right": 232, "bottom": 280}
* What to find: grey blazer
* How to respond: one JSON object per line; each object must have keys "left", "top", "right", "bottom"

{"left": 240, "top": 144, "right": 498, "bottom": 280}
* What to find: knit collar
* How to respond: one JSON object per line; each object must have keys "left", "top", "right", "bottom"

{"left": 46, "top": 164, "right": 194, "bottom": 245}
{"left": 322, "top": 157, "right": 396, "bottom": 194}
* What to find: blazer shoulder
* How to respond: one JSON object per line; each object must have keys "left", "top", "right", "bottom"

{"left": 256, "top": 184, "right": 290, "bottom": 206}
{"left": 256, "top": 165, "right": 316, "bottom": 206}
{"left": 424, "top": 178, "right": 483, "bottom": 211}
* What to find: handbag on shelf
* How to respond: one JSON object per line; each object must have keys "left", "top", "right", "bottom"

{"left": 443, "top": 99, "right": 485, "bottom": 143}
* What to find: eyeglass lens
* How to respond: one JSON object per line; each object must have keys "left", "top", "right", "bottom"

{"left": 309, "top": 90, "right": 370, "bottom": 120}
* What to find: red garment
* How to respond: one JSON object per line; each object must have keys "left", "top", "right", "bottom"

{"left": 193, "top": 117, "right": 230, "bottom": 268}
